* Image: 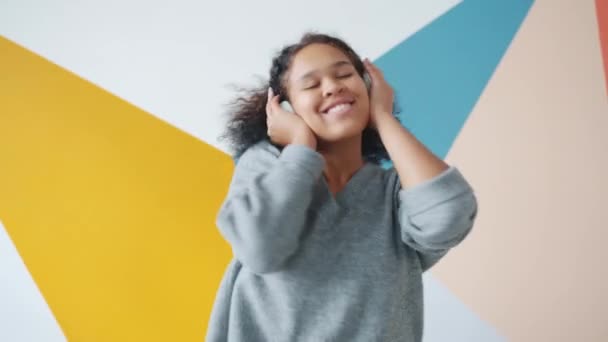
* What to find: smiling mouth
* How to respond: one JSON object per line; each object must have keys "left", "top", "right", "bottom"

{"left": 323, "top": 102, "right": 354, "bottom": 115}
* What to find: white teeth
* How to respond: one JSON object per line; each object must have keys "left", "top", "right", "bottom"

{"left": 326, "top": 103, "right": 351, "bottom": 114}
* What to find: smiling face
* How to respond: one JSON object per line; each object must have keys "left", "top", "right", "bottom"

{"left": 284, "top": 43, "right": 370, "bottom": 144}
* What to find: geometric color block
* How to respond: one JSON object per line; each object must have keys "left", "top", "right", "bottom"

{"left": 423, "top": 273, "right": 506, "bottom": 342}
{"left": 0, "top": 36, "right": 234, "bottom": 341}
{"left": 375, "top": 0, "right": 534, "bottom": 158}
{"left": 595, "top": 0, "right": 608, "bottom": 96}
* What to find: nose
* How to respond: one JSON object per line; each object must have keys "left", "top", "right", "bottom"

{"left": 322, "top": 78, "right": 344, "bottom": 98}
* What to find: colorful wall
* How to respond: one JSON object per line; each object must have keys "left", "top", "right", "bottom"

{"left": 1, "top": 0, "right": 607, "bottom": 341}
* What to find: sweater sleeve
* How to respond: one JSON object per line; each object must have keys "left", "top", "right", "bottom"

{"left": 216, "top": 142, "right": 325, "bottom": 274}
{"left": 395, "top": 166, "right": 478, "bottom": 272}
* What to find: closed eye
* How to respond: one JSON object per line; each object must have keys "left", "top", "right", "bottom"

{"left": 303, "top": 83, "right": 320, "bottom": 90}
{"left": 337, "top": 73, "right": 354, "bottom": 79}
{"left": 302, "top": 73, "right": 353, "bottom": 90}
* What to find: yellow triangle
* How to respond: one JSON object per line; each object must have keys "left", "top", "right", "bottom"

{"left": 0, "top": 36, "right": 234, "bottom": 341}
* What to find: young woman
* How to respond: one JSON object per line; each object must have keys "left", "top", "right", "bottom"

{"left": 206, "top": 33, "right": 478, "bottom": 341}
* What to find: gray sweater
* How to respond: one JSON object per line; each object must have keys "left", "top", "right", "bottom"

{"left": 206, "top": 141, "right": 477, "bottom": 342}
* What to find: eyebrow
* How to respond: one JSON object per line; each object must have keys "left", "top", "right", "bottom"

{"left": 296, "top": 60, "right": 353, "bottom": 82}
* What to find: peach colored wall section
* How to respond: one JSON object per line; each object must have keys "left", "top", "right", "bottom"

{"left": 433, "top": 1, "right": 608, "bottom": 341}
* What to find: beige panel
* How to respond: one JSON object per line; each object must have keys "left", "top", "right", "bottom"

{"left": 433, "top": 1, "right": 608, "bottom": 341}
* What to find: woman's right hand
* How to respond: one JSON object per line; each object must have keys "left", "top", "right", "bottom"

{"left": 266, "top": 88, "right": 317, "bottom": 149}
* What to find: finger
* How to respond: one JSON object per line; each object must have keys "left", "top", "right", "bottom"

{"left": 364, "top": 58, "right": 384, "bottom": 80}
{"left": 364, "top": 58, "right": 379, "bottom": 71}
{"left": 266, "top": 116, "right": 272, "bottom": 137}
{"left": 266, "top": 107, "right": 273, "bottom": 126}
{"left": 268, "top": 94, "right": 283, "bottom": 114}
{"left": 363, "top": 59, "right": 378, "bottom": 81}
{"left": 266, "top": 88, "right": 274, "bottom": 116}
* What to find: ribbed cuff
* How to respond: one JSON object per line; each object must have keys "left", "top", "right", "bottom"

{"left": 399, "top": 166, "right": 473, "bottom": 215}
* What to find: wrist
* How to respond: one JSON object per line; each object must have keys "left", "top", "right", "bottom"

{"left": 374, "top": 111, "right": 397, "bottom": 130}
{"left": 291, "top": 130, "right": 317, "bottom": 150}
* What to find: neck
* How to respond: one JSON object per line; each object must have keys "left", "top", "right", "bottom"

{"left": 317, "top": 134, "right": 365, "bottom": 193}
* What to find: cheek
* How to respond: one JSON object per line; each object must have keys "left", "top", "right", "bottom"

{"left": 293, "top": 93, "right": 322, "bottom": 116}
{"left": 362, "top": 95, "right": 371, "bottom": 115}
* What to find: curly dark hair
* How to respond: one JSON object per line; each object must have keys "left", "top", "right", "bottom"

{"left": 220, "top": 32, "right": 398, "bottom": 163}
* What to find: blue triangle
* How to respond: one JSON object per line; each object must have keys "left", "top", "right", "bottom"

{"left": 376, "top": 0, "right": 535, "bottom": 159}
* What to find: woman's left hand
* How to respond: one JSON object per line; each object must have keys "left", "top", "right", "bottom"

{"left": 363, "top": 58, "right": 395, "bottom": 129}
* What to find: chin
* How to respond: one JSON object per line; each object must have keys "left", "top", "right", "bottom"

{"left": 319, "top": 123, "right": 367, "bottom": 143}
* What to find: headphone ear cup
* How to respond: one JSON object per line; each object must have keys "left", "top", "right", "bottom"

{"left": 363, "top": 72, "right": 372, "bottom": 92}
{"left": 280, "top": 101, "right": 294, "bottom": 113}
